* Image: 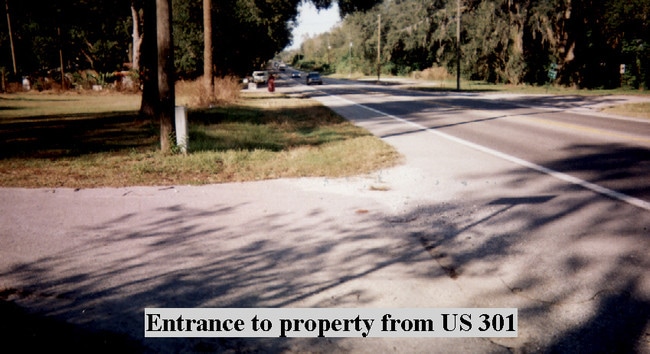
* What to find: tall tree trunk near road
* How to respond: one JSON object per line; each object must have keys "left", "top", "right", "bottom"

{"left": 156, "top": 0, "right": 175, "bottom": 153}
{"left": 5, "top": 0, "right": 17, "bottom": 74}
{"left": 139, "top": 0, "right": 157, "bottom": 121}
{"left": 203, "top": 0, "right": 214, "bottom": 96}
{"left": 131, "top": 1, "right": 143, "bottom": 71}
{"left": 138, "top": 0, "right": 175, "bottom": 152}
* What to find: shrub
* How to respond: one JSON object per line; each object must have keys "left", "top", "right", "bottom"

{"left": 411, "top": 66, "right": 452, "bottom": 81}
{"left": 176, "top": 76, "right": 242, "bottom": 107}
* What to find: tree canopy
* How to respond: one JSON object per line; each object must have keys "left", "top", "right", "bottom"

{"left": 293, "top": 0, "right": 650, "bottom": 89}
{"left": 0, "top": 0, "right": 381, "bottom": 82}
{"left": 1, "top": 0, "right": 133, "bottom": 76}
{"left": 4, "top": 0, "right": 644, "bottom": 89}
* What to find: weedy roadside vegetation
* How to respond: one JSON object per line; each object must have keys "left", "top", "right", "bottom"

{"left": 601, "top": 102, "right": 650, "bottom": 119}
{"left": 0, "top": 79, "right": 401, "bottom": 188}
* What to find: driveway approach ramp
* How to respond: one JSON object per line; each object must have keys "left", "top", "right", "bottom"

{"left": 1, "top": 78, "right": 649, "bottom": 353}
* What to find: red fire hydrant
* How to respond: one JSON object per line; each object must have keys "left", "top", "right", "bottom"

{"left": 267, "top": 75, "right": 275, "bottom": 93}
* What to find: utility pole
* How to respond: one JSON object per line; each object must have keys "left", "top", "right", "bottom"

{"left": 5, "top": 0, "right": 17, "bottom": 74}
{"left": 203, "top": 0, "right": 214, "bottom": 95}
{"left": 377, "top": 14, "right": 381, "bottom": 81}
{"left": 58, "top": 26, "right": 65, "bottom": 89}
{"left": 456, "top": 0, "right": 461, "bottom": 91}
{"left": 349, "top": 41, "right": 352, "bottom": 78}
{"left": 327, "top": 36, "right": 331, "bottom": 67}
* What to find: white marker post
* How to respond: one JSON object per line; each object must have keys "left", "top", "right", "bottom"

{"left": 175, "top": 106, "right": 188, "bottom": 154}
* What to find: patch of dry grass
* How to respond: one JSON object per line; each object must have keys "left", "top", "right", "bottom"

{"left": 0, "top": 90, "right": 401, "bottom": 188}
{"left": 411, "top": 66, "right": 453, "bottom": 81}
{"left": 600, "top": 102, "right": 650, "bottom": 119}
{"left": 175, "top": 76, "right": 242, "bottom": 107}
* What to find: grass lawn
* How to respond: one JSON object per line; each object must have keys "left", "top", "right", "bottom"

{"left": 0, "top": 91, "right": 401, "bottom": 188}
{"left": 600, "top": 102, "right": 650, "bottom": 119}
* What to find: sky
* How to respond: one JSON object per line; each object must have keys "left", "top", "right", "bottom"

{"left": 287, "top": 2, "right": 341, "bottom": 50}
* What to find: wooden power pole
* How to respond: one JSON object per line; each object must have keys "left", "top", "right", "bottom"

{"left": 456, "top": 0, "right": 461, "bottom": 91}
{"left": 5, "top": 0, "right": 17, "bottom": 74}
{"left": 377, "top": 14, "right": 381, "bottom": 81}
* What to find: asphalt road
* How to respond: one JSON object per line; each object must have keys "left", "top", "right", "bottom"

{"left": 284, "top": 75, "right": 650, "bottom": 352}
{"left": 1, "top": 75, "right": 649, "bottom": 353}
{"left": 296, "top": 75, "right": 650, "bottom": 208}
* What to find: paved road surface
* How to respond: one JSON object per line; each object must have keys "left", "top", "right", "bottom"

{"left": 303, "top": 77, "right": 650, "bottom": 204}
{"left": 1, "top": 76, "right": 649, "bottom": 353}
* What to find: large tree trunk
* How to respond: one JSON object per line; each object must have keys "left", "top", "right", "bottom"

{"left": 203, "top": 0, "right": 214, "bottom": 95}
{"left": 131, "top": 1, "right": 143, "bottom": 71}
{"left": 139, "top": 0, "right": 156, "bottom": 120}
{"left": 139, "top": 0, "right": 175, "bottom": 152}
{"left": 156, "top": 0, "right": 175, "bottom": 153}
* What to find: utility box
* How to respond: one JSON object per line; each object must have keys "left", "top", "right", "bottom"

{"left": 175, "top": 106, "right": 188, "bottom": 154}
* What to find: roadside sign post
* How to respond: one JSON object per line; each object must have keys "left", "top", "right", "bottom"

{"left": 620, "top": 64, "right": 626, "bottom": 88}
{"left": 546, "top": 63, "right": 558, "bottom": 92}
{"left": 175, "top": 106, "right": 188, "bottom": 155}
{"left": 547, "top": 63, "right": 558, "bottom": 81}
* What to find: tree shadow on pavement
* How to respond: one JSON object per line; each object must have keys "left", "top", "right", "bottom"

{"left": 0, "top": 199, "right": 436, "bottom": 352}
{"left": 0, "top": 298, "right": 144, "bottom": 353}
{"left": 452, "top": 141, "right": 650, "bottom": 352}
{"left": 1, "top": 168, "right": 648, "bottom": 353}
{"left": 546, "top": 280, "right": 650, "bottom": 354}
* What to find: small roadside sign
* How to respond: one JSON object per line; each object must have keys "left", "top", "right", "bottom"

{"left": 548, "top": 63, "right": 558, "bottom": 80}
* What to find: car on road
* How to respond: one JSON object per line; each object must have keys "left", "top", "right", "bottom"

{"left": 306, "top": 72, "right": 323, "bottom": 85}
{"left": 291, "top": 71, "right": 301, "bottom": 78}
{"left": 252, "top": 70, "right": 269, "bottom": 84}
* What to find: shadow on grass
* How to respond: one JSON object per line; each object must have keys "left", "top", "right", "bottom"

{"left": 0, "top": 95, "right": 82, "bottom": 102}
{"left": 0, "top": 111, "right": 156, "bottom": 159}
{"left": 187, "top": 97, "right": 369, "bottom": 153}
{"left": 189, "top": 129, "right": 287, "bottom": 152}
{"left": 0, "top": 94, "right": 361, "bottom": 159}
{"left": 189, "top": 106, "right": 262, "bottom": 125}
{"left": 408, "top": 86, "right": 500, "bottom": 94}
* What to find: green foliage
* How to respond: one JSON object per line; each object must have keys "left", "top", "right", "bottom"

{"left": 0, "top": 0, "right": 382, "bottom": 82}
{"left": 173, "top": 0, "right": 203, "bottom": 78}
{"left": 294, "top": 0, "right": 649, "bottom": 89}
{"left": 0, "top": 0, "right": 133, "bottom": 75}
{"left": 3, "top": 0, "right": 644, "bottom": 89}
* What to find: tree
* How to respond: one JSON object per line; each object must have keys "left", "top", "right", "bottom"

{"left": 138, "top": 0, "right": 175, "bottom": 152}
{"left": 131, "top": 0, "right": 143, "bottom": 71}
{"left": 139, "top": 0, "right": 157, "bottom": 120}
{"left": 203, "top": 0, "right": 213, "bottom": 94}
{"left": 5, "top": 0, "right": 17, "bottom": 74}
{"left": 296, "top": 0, "right": 650, "bottom": 88}
{"left": 156, "top": 0, "right": 175, "bottom": 153}
{"left": 462, "top": 0, "right": 529, "bottom": 84}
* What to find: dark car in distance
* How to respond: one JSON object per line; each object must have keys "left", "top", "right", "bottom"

{"left": 306, "top": 72, "right": 323, "bottom": 85}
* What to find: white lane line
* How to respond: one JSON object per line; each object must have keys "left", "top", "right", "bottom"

{"left": 326, "top": 93, "right": 650, "bottom": 212}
